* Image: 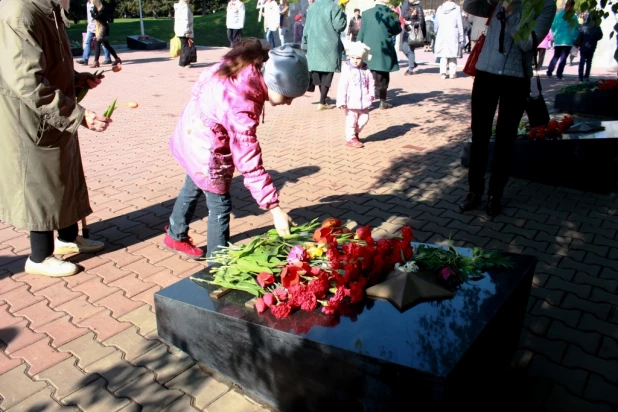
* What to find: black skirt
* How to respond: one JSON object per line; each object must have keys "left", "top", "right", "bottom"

{"left": 311, "top": 71, "right": 334, "bottom": 88}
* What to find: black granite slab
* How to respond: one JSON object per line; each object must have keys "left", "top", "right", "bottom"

{"left": 461, "top": 122, "right": 618, "bottom": 193}
{"left": 155, "top": 247, "right": 536, "bottom": 412}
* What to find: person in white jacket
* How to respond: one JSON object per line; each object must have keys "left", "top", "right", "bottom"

{"left": 226, "top": 0, "right": 245, "bottom": 47}
{"left": 434, "top": 0, "right": 464, "bottom": 79}
{"left": 261, "top": 0, "right": 280, "bottom": 48}
{"left": 174, "top": 0, "right": 195, "bottom": 67}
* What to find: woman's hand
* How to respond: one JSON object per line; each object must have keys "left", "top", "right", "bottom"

{"left": 76, "top": 72, "right": 103, "bottom": 90}
{"left": 81, "top": 109, "right": 112, "bottom": 132}
{"left": 270, "top": 206, "right": 296, "bottom": 237}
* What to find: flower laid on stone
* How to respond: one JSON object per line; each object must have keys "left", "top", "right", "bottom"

{"left": 526, "top": 115, "right": 574, "bottom": 140}
{"left": 193, "top": 218, "right": 414, "bottom": 318}
{"left": 404, "top": 242, "right": 516, "bottom": 289}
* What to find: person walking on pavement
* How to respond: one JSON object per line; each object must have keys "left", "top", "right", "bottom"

{"left": 578, "top": 13, "right": 603, "bottom": 82}
{"left": 76, "top": 0, "right": 111, "bottom": 65}
{"left": 347, "top": 8, "right": 362, "bottom": 42}
{"left": 434, "top": 0, "right": 464, "bottom": 79}
{"left": 546, "top": 0, "right": 580, "bottom": 79}
{"left": 357, "top": 0, "right": 402, "bottom": 109}
{"left": 175, "top": 0, "right": 196, "bottom": 67}
{"left": 302, "top": 0, "right": 347, "bottom": 110}
{"left": 226, "top": 0, "right": 245, "bottom": 47}
{"left": 0, "top": 0, "right": 112, "bottom": 277}
{"left": 400, "top": 0, "right": 426, "bottom": 75}
{"left": 536, "top": 31, "right": 552, "bottom": 68}
{"left": 90, "top": 0, "right": 122, "bottom": 68}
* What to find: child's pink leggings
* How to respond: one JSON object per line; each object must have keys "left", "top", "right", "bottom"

{"left": 345, "top": 108, "right": 370, "bottom": 141}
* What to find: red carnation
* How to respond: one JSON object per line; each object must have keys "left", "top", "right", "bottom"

{"left": 308, "top": 276, "right": 329, "bottom": 299}
{"left": 300, "top": 291, "right": 318, "bottom": 312}
{"left": 348, "top": 280, "right": 365, "bottom": 303}
{"left": 270, "top": 302, "right": 292, "bottom": 319}
{"left": 255, "top": 298, "right": 267, "bottom": 314}
{"left": 256, "top": 272, "right": 275, "bottom": 288}
{"left": 376, "top": 238, "right": 391, "bottom": 255}
{"left": 322, "top": 304, "right": 339, "bottom": 315}
{"left": 321, "top": 217, "right": 342, "bottom": 228}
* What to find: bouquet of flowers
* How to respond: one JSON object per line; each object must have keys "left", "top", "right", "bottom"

{"left": 394, "top": 241, "right": 515, "bottom": 289}
{"left": 193, "top": 218, "right": 414, "bottom": 318}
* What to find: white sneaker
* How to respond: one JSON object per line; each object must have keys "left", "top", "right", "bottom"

{"left": 54, "top": 236, "right": 105, "bottom": 255}
{"left": 25, "top": 257, "right": 80, "bottom": 277}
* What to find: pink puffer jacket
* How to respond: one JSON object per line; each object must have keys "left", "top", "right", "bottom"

{"left": 169, "top": 62, "right": 279, "bottom": 209}
{"left": 336, "top": 61, "right": 375, "bottom": 110}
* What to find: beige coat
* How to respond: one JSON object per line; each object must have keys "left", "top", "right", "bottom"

{"left": 0, "top": 0, "right": 91, "bottom": 231}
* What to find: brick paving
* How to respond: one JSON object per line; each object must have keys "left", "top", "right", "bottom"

{"left": 0, "top": 45, "right": 617, "bottom": 411}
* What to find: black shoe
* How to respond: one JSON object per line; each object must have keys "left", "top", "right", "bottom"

{"left": 485, "top": 195, "right": 502, "bottom": 216}
{"left": 459, "top": 192, "right": 482, "bottom": 212}
{"left": 414, "top": 63, "right": 418, "bottom": 68}
{"left": 75, "top": 59, "right": 88, "bottom": 65}
{"left": 404, "top": 70, "right": 414, "bottom": 76}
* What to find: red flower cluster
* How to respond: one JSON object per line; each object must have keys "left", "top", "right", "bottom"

{"left": 256, "top": 218, "right": 415, "bottom": 318}
{"left": 597, "top": 79, "right": 618, "bottom": 91}
{"left": 527, "top": 115, "right": 574, "bottom": 140}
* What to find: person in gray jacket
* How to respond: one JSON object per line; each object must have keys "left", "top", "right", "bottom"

{"left": 459, "top": 0, "right": 556, "bottom": 216}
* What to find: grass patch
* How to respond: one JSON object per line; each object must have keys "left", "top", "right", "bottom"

{"left": 67, "top": 0, "right": 265, "bottom": 47}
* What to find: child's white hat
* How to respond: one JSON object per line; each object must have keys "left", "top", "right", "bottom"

{"left": 347, "top": 42, "right": 372, "bottom": 61}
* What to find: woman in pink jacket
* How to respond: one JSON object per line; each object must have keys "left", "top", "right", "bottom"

{"left": 336, "top": 42, "right": 375, "bottom": 148}
{"left": 164, "top": 39, "right": 310, "bottom": 259}
{"left": 537, "top": 31, "right": 553, "bottom": 69}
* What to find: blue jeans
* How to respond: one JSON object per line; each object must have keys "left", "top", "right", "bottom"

{"left": 82, "top": 31, "right": 110, "bottom": 61}
{"left": 168, "top": 175, "right": 232, "bottom": 258}
{"left": 547, "top": 46, "right": 570, "bottom": 78}
{"left": 265, "top": 29, "right": 276, "bottom": 49}
{"left": 578, "top": 49, "right": 594, "bottom": 81}
{"left": 401, "top": 34, "right": 416, "bottom": 71}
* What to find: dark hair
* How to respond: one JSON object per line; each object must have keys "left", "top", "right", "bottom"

{"left": 354, "top": 8, "right": 360, "bottom": 12}
{"left": 215, "top": 38, "right": 270, "bottom": 79}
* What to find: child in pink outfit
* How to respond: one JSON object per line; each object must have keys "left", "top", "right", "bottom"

{"left": 336, "top": 42, "right": 374, "bottom": 148}
{"left": 164, "top": 39, "right": 310, "bottom": 259}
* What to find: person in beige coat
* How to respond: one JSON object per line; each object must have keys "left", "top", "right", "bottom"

{"left": 0, "top": 0, "right": 112, "bottom": 277}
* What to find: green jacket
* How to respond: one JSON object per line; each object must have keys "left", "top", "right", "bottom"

{"left": 357, "top": 4, "right": 402, "bottom": 72}
{"left": 301, "top": 0, "right": 347, "bottom": 73}
{"left": 0, "top": 0, "right": 91, "bottom": 231}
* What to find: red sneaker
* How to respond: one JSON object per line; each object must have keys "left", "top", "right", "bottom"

{"left": 163, "top": 233, "right": 204, "bottom": 259}
{"left": 346, "top": 138, "right": 364, "bottom": 148}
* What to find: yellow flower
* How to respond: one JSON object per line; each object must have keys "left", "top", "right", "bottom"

{"left": 338, "top": 0, "right": 349, "bottom": 6}
{"left": 307, "top": 246, "right": 324, "bottom": 258}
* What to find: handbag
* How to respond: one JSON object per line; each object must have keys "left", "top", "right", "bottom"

{"left": 170, "top": 36, "right": 181, "bottom": 58}
{"left": 407, "top": 26, "right": 425, "bottom": 48}
{"left": 463, "top": 6, "right": 495, "bottom": 77}
{"left": 525, "top": 32, "right": 550, "bottom": 128}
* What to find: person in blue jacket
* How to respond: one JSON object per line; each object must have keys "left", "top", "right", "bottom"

{"left": 546, "top": 0, "right": 580, "bottom": 79}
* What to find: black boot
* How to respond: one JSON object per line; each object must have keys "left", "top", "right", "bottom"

{"left": 459, "top": 192, "right": 482, "bottom": 212}
{"left": 486, "top": 195, "right": 502, "bottom": 216}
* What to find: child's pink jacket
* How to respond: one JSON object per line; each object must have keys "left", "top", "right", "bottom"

{"left": 169, "top": 63, "right": 279, "bottom": 209}
{"left": 336, "top": 61, "right": 375, "bottom": 110}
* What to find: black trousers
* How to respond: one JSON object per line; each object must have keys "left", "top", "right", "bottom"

{"left": 179, "top": 37, "right": 197, "bottom": 67}
{"left": 94, "top": 38, "right": 119, "bottom": 62}
{"left": 468, "top": 70, "right": 528, "bottom": 197}
{"left": 30, "top": 223, "right": 79, "bottom": 263}
{"left": 227, "top": 29, "right": 243, "bottom": 47}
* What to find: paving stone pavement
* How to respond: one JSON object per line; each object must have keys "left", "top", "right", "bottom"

{"left": 1, "top": 45, "right": 618, "bottom": 411}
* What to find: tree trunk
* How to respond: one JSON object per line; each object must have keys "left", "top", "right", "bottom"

{"left": 202, "top": 0, "right": 207, "bottom": 15}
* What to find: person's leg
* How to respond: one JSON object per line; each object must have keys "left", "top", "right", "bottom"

{"left": 319, "top": 85, "right": 329, "bottom": 105}
{"left": 537, "top": 48, "right": 546, "bottom": 68}
{"left": 54, "top": 222, "right": 104, "bottom": 254}
{"left": 93, "top": 40, "right": 102, "bottom": 63}
{"left": 30, "top": 231, "right": 55, "bottom": 263}
{"left": 205, "top": 192, "right": 232, "bottom": 258}
{"left": 402, "top": 40, "right": 413, "bottom": 73}
{"left": 409, "top": 47, "right": 416, "bottom": 69}
{"left": 227, "top": 29, "right": 233, "bottom": 47}
{"left": 167, "top": 175, "right": 203, "bottom": 240}
{"left": 179, "top": 36, "right": 188, "bottom": 67}
{"left": 440, "top": 57, "right": 447, "bottom": 75}
{"left": 547, "top": 46, "right": 562, "bottom": 76}
{"left": 578, "top": 51, "right": 585, "bottom": 81}
{"left": 345, "top": 109, "right": 357, "bottom": 142}
{"left": 102, "top": 40, "right": 120, "bottom": 63}
{"left": 57, "top": 224, "right": 79, "bottom": 243}
{"left": 102, "top": 42, "right": 111, "bottom": 62}
{"left": 487, "top": 76, "right": 528, "bottom": 204}
{"left": 235, "top": 29, "right": 243, "bottom": 45}
{"left": 266, "top": 30, "right": 276, "bottom": 48}
{"left": 556, "top": 46, "right": 571, "bottom": 78}
{"left": 27, "top": 230, "right": 79, "bottom": 277}
{"left": 448, "top": 57, "right": 457, "bottom": 78}
{"left": 467, "top": 71, "right": 500, "bottom": 199}
{"left": 584, "top": 50, "right": 593, "bottom": 80}
{"left": 81, "top": 31, "right": 93, "bottom": 62}
{"left": 356, "top": 109, "right": 370, "bottom": 136}
{"left": 279, "top": 27, "right": 288, "bottom": 45}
